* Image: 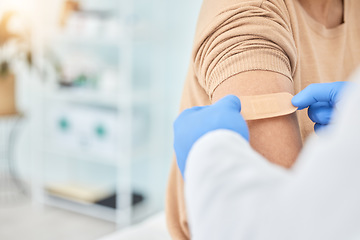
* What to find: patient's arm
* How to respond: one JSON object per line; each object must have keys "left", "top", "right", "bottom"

{"left": 212, "top": 70, "right": 303, "bottom": 167}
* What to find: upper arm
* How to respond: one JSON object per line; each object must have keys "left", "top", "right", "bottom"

{"left": 193, "top": 0, "right": 297, "bottom": 99}
{"left": 212, "top": 71, "right": 302, "bottom": 167}
{"left": 192, "top": 0, "right": 300, "bottom": 166}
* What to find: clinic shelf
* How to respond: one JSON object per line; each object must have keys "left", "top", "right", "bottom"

{"left": 43, "top": 148, "right": 117, "bottom": 166}
{"left": 45, "top": 89, "right": 119, "bottom": 107}
{"left": 32, "top": 0, "right": 165, "bottom": 227}
{"left": 44, "top": 193, "right": 117, "bottom": 222}
{"left": 46, "top": 89, "right": 150, "bottom": 107}
{"left": 54, "top": 21, "right": 157, "bottom": 46}
{"left": 56, "top": 34, "right": 121, "bottom": 46}
{"left": 43, "top": 142, "right": 150, "bottom": 166}
{"left": 44, "top": 191, "right": 152, "bottom": 224}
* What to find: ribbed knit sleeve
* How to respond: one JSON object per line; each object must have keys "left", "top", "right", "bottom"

{"left": 192, "top": 0, "right": 297, "bottom": 99}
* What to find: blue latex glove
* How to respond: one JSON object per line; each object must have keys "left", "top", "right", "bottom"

{"left": 174, "top": 95, "right": 249, "bottom": 178}
{"left": 291, "top": 82, "right": 346, "bottom": 132}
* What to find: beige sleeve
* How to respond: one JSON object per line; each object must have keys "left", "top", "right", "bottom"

{"left": 192, "top": 0, "right": 297, "bottom": 99}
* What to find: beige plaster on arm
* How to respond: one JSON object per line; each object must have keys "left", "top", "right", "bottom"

{"left": 240, "top": 92, "right": 297, "bottom": 121}
{"left": 212, "top": 71, "right": 303, "bottom": 168}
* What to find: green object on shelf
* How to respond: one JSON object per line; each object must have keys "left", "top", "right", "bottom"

{"left": 59, "top": 118, "right": 70, "bottom": 131}
{"left": 73, "top": 74, "right": 87, "bottom": 87}
{"left": 72, "top": 74, "right": 98, "bottom": 89}
{"left": 95, "top": 125, "right": 106, "bottom": 138}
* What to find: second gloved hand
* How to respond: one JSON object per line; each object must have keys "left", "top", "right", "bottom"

{"left": 292, "top": 82, "right": 346, "bottom": 132}
{"left": 174, "top": 95, "right": 249, "bottom": 178}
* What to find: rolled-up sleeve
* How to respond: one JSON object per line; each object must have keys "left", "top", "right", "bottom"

{"left": 192, "top": 0, "right": 297, "bottom": 99}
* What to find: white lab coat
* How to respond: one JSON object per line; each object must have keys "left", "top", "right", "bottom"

{"left": 185, "top": 69, "right": 360, "bottom": 240}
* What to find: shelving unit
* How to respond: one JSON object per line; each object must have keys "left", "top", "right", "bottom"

{"left": 31, "top": 0, "right": 162, "bottom": 227}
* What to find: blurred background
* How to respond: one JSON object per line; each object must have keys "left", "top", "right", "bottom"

{"left": 0, "top": 0, "right": 202, "bottom": 239}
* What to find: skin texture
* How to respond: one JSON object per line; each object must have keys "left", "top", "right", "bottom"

{"left": 212, "top": 71, "right": 303, "bottom": 168}
{"left": 297, "top": 0, "right": 344, "bottom": 28}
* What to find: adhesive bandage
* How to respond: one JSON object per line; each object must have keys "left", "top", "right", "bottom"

{"left": 240, "top": 92, "right": 297, "bottom": 120}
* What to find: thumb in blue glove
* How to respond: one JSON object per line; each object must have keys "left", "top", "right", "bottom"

{"left": 291, "top": 82, "right": 346, "bottom": 132}
{"left": 173, "top": 95, "right": 249, "bottom": 178}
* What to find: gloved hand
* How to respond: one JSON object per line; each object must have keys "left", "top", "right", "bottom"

{"left": 174, "top": 95, "right": 249, "bottom": 178}
{"left": 291, "top": 82, "right": 346, "bottom": 132}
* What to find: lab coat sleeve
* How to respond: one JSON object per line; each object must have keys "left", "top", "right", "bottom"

{"left": 184, "top": 69, "right": 360, "bottom": 240}
{"left": 184, "top": 129, "right": 290, "bottom": 240}
{"left": 256, "top": 70, "right": 360, "bottom": 239}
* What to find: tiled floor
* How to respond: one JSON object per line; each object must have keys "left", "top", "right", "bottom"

{"left": 0, "top": 197, "right": 116, "bottom": 240}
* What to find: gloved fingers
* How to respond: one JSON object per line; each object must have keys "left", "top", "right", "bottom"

{"left": 213, "top": 95, "right": 241, "bottom": 112}
{"left": 292, "top": 82, "right": 346, "bottom": 110}
{"left": 314, "top": 123, "right": 326, "bottom": 133}
{"left": 235, "top": 119, "right": 250, "bottom": 141}
{"left": 308, "top": 102, "right": 333, "bottom": 125}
